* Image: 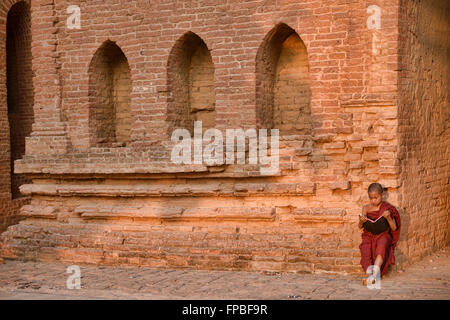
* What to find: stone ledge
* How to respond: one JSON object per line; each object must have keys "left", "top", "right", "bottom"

{"left": 15, "top": 161, "right": 209, "bottom": 175}
{"left": 14, "top": 161, "right": 281, "bottom": 178}
{"left": 75, "top": 206, "right": 276, "bottom": 221}
{"left": 292, "top": 208, "right": 346, "bottom": 223}
{"left": 19, "top": 205, "right": 58, "bottom": 219}
{"left": 20, "top": 182, "right": 315, "bottom": 197}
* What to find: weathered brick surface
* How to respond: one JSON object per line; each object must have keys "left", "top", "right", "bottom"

{"left": 0, "top": 0, "right": 33, "bottom": 233}
{"left": 0, "top": 0, "right": 448, "bottom": 274}
{"left": 397, "top": 0, "right": 450, "bottom": 266}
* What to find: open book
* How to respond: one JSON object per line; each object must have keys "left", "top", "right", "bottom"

{"left": 365, "top": 215, "right": 386, "bottom": 223}
{"left": 363, "top": 215, "right": 389, "bottom": 234}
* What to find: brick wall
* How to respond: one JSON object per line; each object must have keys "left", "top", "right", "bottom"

{"left": 397, "top": 0, "right": 450, "bottom": 265}
{"left": 0, "top": 0, "right": 447, "bottom": 274}
{"left": 0, "top": 0, "right": 33, "bottom": 233}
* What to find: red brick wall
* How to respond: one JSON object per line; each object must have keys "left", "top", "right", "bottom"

{"left": 0, "top": 0, "right": 33, "bottom": 233}
{"left": 397, "top": 0, "right": 450, "bottom": 265}
{"left": 0, "top": 0, "right": 447, "bottom": 274}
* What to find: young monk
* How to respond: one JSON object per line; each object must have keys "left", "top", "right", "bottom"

{"left": 358, "top": 183, "right": 401, "bottom": 284}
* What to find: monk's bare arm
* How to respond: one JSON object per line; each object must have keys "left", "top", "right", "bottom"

{"left": 382, "top": 210, "right": 397, "bottom": 231}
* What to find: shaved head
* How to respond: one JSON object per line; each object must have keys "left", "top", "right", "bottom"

{"left": 368, "top": 183, "right": 384, "bottom": 194}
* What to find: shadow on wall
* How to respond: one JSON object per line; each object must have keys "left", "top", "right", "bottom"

{"left": 6, "top": 1, "right": 34, "bottom": 200}
{"left": 383, "top": 190, "right": 410, "bottom": 271}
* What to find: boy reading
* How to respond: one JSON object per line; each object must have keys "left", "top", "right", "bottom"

{"left": 358, "top": 183, "right": 401, "bottom": 284}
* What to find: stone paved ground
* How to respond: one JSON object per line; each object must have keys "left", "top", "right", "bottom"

{"left": 0, "top": 246, "right": 449, "bottom": 300}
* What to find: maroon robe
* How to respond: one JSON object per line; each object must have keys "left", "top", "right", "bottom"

{"left": 359, "top": 201, "right": 401, "bottom": 277}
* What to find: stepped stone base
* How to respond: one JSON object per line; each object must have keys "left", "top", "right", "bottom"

{"left": 0, "top": 190, "right": 361, "bottom": 274}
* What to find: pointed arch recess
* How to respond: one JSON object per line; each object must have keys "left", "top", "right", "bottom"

{"left": 256, "top": 23, "right": 311, "bottom": 136}
{"left": 88, "top": 40, "right": 132, "bottom": 147}
{"left": 167, "top": 32, "right": 216, "bottom": 135}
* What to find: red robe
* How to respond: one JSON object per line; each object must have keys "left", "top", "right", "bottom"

{"left": 359, "top": 201, "right": 401, "bottom": 277}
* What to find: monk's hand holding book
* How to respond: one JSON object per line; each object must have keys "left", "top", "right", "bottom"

{"left": 358, "top": 214, "right": 367, "bottom": 228}
{"left": 381, "top": 210, "right": 397, "bottom": 231}
{"left": 382, "top": 210, "right": 392, "bottom": 220}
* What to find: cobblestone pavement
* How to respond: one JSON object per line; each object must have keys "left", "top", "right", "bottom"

{"left": 0, "top": 246, "right": 449, "bottom": 300}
